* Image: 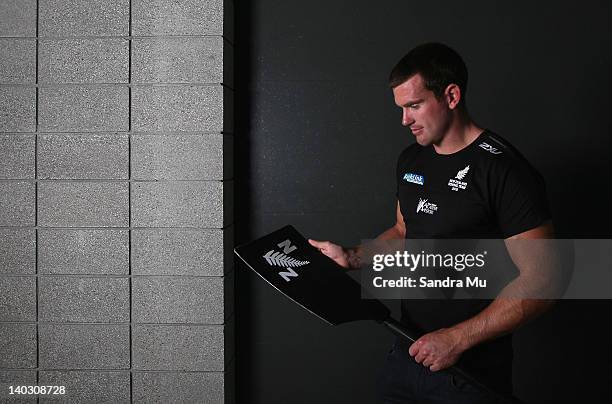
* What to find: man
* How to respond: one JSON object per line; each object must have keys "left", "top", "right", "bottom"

{"left": 309, "top": 43, "right": 554, "bottom": 403}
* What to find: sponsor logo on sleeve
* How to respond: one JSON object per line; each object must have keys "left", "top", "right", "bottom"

{"left": 479, "top": 142, "right": 503, "bottom": 154}
{"left": 403, "top": 172, "right": 425, "bottom": 185}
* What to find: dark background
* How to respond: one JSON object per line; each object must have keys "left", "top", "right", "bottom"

{"left": 234, "top": 1, "right": 612, "bottom": 403}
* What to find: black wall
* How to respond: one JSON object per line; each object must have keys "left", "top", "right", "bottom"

{"left": 235, "top": 1, "right": 612, "bottom": 403}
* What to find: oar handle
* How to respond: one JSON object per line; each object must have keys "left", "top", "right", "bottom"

{"left": 381, "top": 318, "right": 524, "bottom": 404}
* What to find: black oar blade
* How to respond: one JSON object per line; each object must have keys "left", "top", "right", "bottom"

{"left": 234, "top": 225, "right": 390, "bottom": 325}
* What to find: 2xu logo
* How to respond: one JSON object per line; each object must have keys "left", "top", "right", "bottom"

{"left": 479, "top": 142, "right": 503, "bottom": 155}
{"left": 263, "top": 239, "right": 310, "bottom": 282}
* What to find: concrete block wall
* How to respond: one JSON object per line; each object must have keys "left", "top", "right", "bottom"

{"left": 0, "top": 0, "right": 234, "bottom": 402}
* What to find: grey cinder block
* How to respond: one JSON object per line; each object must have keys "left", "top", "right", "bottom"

{"left": 131, "top": 85, "right": 224, "bottom": 132}
{"left": 0, "top": 371, "right": 37, "bottom": 403}
{"left": 39, "top": 39, "right": 129, "bottom": 84}
{"left": 39, "top": 277, "right": 129, "bottom": 322}
{"left": 0, "top": 135, "right": 35, "bottom": 179}
{"left": 39, "top": 229, "right": 129, "bottom": 275}
{"left": 39, "top": 86, "right": 129, "bottom": 132}
{"left": 38, "top": 134, "right": 129, "bottom": 179}
{"left": 39, "top": 0, "right": 129, "bottom": 37}
{"left": 132, "top": 0, "right": 223, "bottom": 36}
{"left": 132, "top": 324, "right": 226, "bottom": 371}
{"left": 39, "top": 371, "right": 130, "bottom": 404}
{"left": 132, "top": 372, "right": 224, "bottom": 404}
{"left": 131, "top": 134, "right": 232, "bottom": 180}
{"left": 0, "top": 276, "right": 36, "bottom": 321}
{"left": 131, "top": 228, "right": 230, "bottom": 276}
{"left": 0, "top": 0, "right": 36, "bottom": 37}
{"left": 131, "top": 37, "right": 224, "bottom": 84}
{"left": 132, "top": 276, "right": 224, "bottom": 324}
{"left": 0, "top": 181, "right": 35, "bottom": 226}
{"left": 38, "top": 182, "right": 129, "bottom": 227}
{"left": 39, "top": 324, "right": 130, "bottom": 369}
{"left": 0, "top": 229, "right": 35, "bottom": 275}
{"left": 0, "top": 324, "right": 36, "bottom": 368}
{"left": 131, "top": 181, "right": 231, "bottom": 228}
{"left": 0, "top": 39, "right": 36, "bottom": 84}
{"left": 0, "top": 87, "right": 36, "bottom": 132}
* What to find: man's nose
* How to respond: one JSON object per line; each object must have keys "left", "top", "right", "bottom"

{"left": 402, "top": 109, "right": 414, "bottom": 126}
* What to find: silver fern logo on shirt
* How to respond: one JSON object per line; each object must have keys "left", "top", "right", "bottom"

{"left": 416, "top": 198, "right": 438, "bottom": 215}
{"left": 448, "top": 165, "right": 470, "bottom": 191}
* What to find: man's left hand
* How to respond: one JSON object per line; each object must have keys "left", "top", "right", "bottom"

{"left": 408, "top": 328, "right": 465, "bottom": 372}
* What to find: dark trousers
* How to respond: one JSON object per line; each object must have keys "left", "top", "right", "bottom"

{"left": 376, "top": 342, "right": 512, "bottom": 404}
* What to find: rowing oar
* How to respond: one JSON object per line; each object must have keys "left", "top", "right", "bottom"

{"left": 235, "top": 225, "right": 523, "bottom": 404}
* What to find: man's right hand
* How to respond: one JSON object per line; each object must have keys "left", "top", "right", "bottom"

{"left": 308, "top": 239, "right": 350, "bottom": 269}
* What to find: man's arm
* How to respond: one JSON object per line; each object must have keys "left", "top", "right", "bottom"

{"left": 309, "top": 201, "right": 406, "bottom": 269}
{"left": 409, "top": 221, "right": 557, "bottom": 372}
{"left": 375, "top": 201, "right": 407, "bottom": 241}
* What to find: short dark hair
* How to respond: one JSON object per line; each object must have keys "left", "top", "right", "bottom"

{"left": 389, "top": 43, "right": 468, "bottom": 103}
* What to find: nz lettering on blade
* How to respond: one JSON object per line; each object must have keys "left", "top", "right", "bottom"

{"left": 262, "top": 239, "right": 310, "bottom": 282}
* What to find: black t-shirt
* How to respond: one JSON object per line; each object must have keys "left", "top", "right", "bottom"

{"left": 395, "top": 130, "right": 551, "bottom": 371}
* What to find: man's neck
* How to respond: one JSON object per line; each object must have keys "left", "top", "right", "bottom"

{"left": 432, "top": 115, "right": 483, "bottom": 155}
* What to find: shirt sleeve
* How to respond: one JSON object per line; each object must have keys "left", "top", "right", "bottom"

{"left": 489, "top": 158, "right": 551, "bottom": 238}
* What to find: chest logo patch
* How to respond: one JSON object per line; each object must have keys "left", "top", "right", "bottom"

{"left": 416, "top": 198, "right": 438, "bottom": 215}
{"left": 448, "top": 165, "right": 469, "bottom": 191}
{"left": 403, "top": 172, "right": 424, "bottom": 185}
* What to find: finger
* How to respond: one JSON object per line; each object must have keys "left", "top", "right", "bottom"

{"left": 429, "top": 362, "right": 442, "bottom": 372}
{"left": 308, "top": 239, "right": 322, "bottom": 248}
{"left": 408, "top": 340, "right": 422, "bottom": 356}
{"left": 422, "top": 357, "right": 434, "bottom": 367}
{"left": 414, "top": 351, "right": 428, "bottom": 364}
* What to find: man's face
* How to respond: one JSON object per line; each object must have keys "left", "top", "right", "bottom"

{"left": 392, "top": 74, "right": 452, "bottom": 146}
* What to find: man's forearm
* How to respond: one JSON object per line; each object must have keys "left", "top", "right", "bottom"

{"left": 450, "top": 224, "right": 558, "bottom": 351}
{"left": 376, "top": 224, "right": 406, "bottom": 241}
{"left": 449, "top": 297, "right": 555, "bottom": 351}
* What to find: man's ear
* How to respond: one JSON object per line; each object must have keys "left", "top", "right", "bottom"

{"left": 444, "top": 84, "right": 462, "bottom": 110}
